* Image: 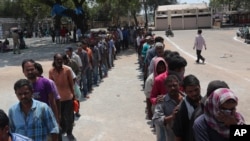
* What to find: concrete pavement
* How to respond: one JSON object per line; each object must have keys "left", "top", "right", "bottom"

{"left": 72, "top": 48, "right": 155, "bottom": 141}
{"left": 0, "top": 37, "right": 156, "bottom": 141}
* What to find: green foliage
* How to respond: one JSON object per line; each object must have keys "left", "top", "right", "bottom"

{"left": 89, "top": 0, "right": 141, "bottom": 24}
{"left": 210, "top": 0, "right": 250, "bottom": 11}
{"left": 0, "top": 0, "right": 19, "bottom": 17}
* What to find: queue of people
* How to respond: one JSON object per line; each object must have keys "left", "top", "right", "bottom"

{"left": 137, "top": 29, "right": 245, "bottom": 141}
{"left": 0, "top": 27, "right": 246, "bottom": 141}
{"left": 0, "top": 25, "right": 137, "bottom": 141}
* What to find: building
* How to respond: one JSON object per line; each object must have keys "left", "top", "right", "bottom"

{"left": 155, "top": 3, "right": 211, "bottom": 30}
{"left": 0, "top": 18, "right": 20, "bottom": 39}
{"left": 212, "top": 4, "right": 250, "bottom": 26}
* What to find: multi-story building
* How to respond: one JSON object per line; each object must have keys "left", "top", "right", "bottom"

{"left": 155, "top": 3, "right": 211, "bottom": 30}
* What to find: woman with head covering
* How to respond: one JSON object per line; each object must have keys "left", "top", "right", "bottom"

{"left": 144, "top": 57, "right": 168, "bottom": 120}
{"left": 193, "top": 88, "right": 245, "bottom": 141}
{"left": 193, "top": 80, "right": 230, "bottom": 119}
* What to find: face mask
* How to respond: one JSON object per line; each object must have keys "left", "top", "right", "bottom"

{"left": 220, "top": 109, "right": 233, "bottom": 116}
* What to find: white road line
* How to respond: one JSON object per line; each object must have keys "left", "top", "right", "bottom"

{"left": 233, "top": 36, "right": 243, "bottom": 43}
{"left": 165, "top": 37, "right": 196, "bottom": 60}
{"left": 233, "top": 36, "right": 250, "bottom": 46}
{"left": 165, "top": 37, "right": 250, "bottom": 82}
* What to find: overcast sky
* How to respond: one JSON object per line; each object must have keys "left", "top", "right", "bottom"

{"left": 178, "top": 0, "right": 210, "bottom": 4}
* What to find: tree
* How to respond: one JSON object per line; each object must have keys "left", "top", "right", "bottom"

{"left": 94, "top": 0, "right": 141, "bottom": 26}
{"left": 210, "top": 0, "right": 250, "bottom": 11}
{"left": 33, "top": 0, "right": 88, "bottom": 33}
{"left": 0, "top": 0, "right": 13, "bottom": 17}
{"left": 143, "top": 0, "right": 177, "bottom": 28}
{"left": 19, "top": 0, "right": 50, "bottom": 33}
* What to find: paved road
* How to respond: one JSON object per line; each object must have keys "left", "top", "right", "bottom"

{"left": 154, "top": 28, "right": 250, "bottom": 123}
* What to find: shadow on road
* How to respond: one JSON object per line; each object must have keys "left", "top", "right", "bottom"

{"left": 0, "top": 43, "right": 68, "bottom": 68}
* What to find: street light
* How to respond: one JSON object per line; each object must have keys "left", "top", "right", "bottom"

{"left": 139, "top": 0, "right": 148, "bottom": 29}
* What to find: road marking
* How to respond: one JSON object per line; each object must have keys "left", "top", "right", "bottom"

{"left": 165, "top": 37, "right": 250, "bottom": 82}
{"left": 233, "top": 36, "right": 245, "bottom": 44}
{"left": 233, "top": 36, "right": 250, "bottom": 46}
{"left": 165, "top": 37, "right": 196, "bottom": 60}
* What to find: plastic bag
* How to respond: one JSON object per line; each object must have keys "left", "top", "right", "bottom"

{"left": 73, "top": 99, "right": 79, "bottom": 113}
{"left": 74, "top": 83, "right": 81, "bottom": 100}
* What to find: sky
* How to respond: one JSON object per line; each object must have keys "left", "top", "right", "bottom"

{"left": 178, "top": 0, "right": 210, "bottom": 4}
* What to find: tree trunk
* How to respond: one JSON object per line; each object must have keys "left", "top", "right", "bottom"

{"left": 132, "top": 11, "right": 138, "bottom": 26}
{"left": 54, "top": 15, "right": 62, "bottom": 30}
{"left": 38, "top": 0, "right": 88, "bottom": 34}
{"left": 59, "top": 7, "right": 88, "bottom": 34}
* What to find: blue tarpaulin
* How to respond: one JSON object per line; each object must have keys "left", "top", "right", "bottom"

{"left": 75, "top": 6, "right": 84, "bottom": 15}
{"left": 51, "top": 4, "right": 67, "bottom": 16}
{"left": 51, "top": 4, "right": 84, "bottom": 17}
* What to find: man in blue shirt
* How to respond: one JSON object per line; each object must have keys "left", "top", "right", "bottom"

{"left": 0, "top": 109, "right": 32, "bottom": 141}
{"left": 8, "top": 79, "right": 59, "bottom": 141}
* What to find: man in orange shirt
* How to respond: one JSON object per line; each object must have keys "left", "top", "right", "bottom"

{"left": 81, "top": 40, "right": 93, "bottom": 93}
{"left": 49, "top": 53, "right": 76, "bottom": 141}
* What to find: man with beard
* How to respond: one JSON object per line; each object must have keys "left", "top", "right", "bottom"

{"left": 21, "top": 59, "right": 59, "bottom": 125}
{"left": 49, "top": 53, "right": 75, "bottom": 141}
{"left": 152, "top": 75, "right": 184, "bottom": 141}
{"left": 8, "top": 79, "right": 59, "bottom": 141}
{"left": 172, "top": 74, "right": 202, "bottom": 141}
{"left": 150, "top": 54, "right": 187, "bottom": 106}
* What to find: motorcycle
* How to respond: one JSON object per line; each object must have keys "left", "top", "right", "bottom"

{"left": 165, "top": 29, "right": 174, "bottom": 37}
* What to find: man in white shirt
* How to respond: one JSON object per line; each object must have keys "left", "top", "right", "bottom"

{"left": 193, "top": 29, "right": 207, "bottom": 64}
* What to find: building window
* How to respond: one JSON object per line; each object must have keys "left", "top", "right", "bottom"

{"left": 187, "top": 11, "right": 190, "bottom": 13}
{"left": 162, "top": 12, "right": 166, "bottom": 14}
{"left": 199, "top": 10, "right": 203, "bottom": 12}
{"left": 175, "top": 11, "right": 177, "bottom": 14}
